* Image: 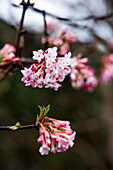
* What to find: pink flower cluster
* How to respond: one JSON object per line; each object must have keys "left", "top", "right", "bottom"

{"left": 42, "top": 27, "right": 75, "bottom": 55}
{"left": 70, "top": 57, "right": 98, "bottom": 91}
{"left": 100, "top": 54, "right": 113, "bottom": 82}
{"left": 0, "top": 44, "right": 19, "bottom": 63}
{"left": 37, "top": 117, "right": 76, "bottom": 155}
{"left": 21, "top": 47, "right": 71, "bottom": 91}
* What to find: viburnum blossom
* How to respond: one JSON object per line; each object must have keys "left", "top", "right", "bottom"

{"left": 0, "top": 44, "right": 19, "bottom": 63}
{"left": 100, "top": 54, "right": 113, "bottom": 82}
{"left": 70, "top": 56, "right": 98, "bottom": 91}
{"left": 42, "top": 27, "right": 75, "bottom": 55}
{"left": 37, "top": 117, "right": 76, "bottom": 155}
{"left": 21, "top": 47, "right": 71, "bottom": 91}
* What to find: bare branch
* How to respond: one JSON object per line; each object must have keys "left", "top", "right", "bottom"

{"left": 0, "top": 58, "right": 35, "bottom": 82}
{"left": 12, "top": 3, "right": 113, "bottom": 23}
{"left": 42, "top": 10, "right": 48, "bottom": 49}
{"left": 0, "top": 124, "right": 36, "bottom": 131}
{"left": 15, "top": 1, "right": 28, "bottom": 56}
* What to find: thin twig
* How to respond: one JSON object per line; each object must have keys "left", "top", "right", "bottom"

{"left": 0, "top": 124, "right": 36, "bottom": 131}
{"left": 0, "top": 58, "right": 35, "bottom": 82}
{"left": 12, "top": 4, "right": 71, "bottom": 22}
{"left": 0, "top": 64, "right": 13, "bottom": 82}
{"left": 75, "top": 12, "right": 113, "bottom": 21}
{"left": 42, "top": 10, "right": 48, "bottom": 49}
{"left": 42, "top": 11, "right": 48, "bottom": 37}
{"left": 28, "top": 7, "right": 113, "bottom": 22}
{"left": 12, "top": 4, "right": 113, "bottom": 23}
{"left": 15, "top": 1, "right": 28, "bottom": 56}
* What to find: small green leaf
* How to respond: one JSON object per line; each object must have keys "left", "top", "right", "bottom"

{"left": 15, "top": 122, "right": 21, "bottom": 127}
{"left": 38, "top": 105, "right": 44, "bottom": 115}
{"left": 38, "top": 105, "right": 50, "bottom": 122}
{"left": 44, "top": 104, "right": 50, "bottom": 116}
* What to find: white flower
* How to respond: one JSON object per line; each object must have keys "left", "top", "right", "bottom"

{"left": 70, "top": 57, "right": 77, "bottom": 68}
{"left": 39, "top": 144, "right": 50, "bottom": 155}
{"left": 33, "top": 50, "right": 44, "bottom": 63}
{"left": 45, "top": 47, "right": 57, "bottom": 59}
{"left": 21, "top": 67, "right": 32, "bottom": 77}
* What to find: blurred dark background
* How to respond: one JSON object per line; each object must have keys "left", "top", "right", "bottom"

{"left": 0, "top": 2, "right": 113, "bottom": 169}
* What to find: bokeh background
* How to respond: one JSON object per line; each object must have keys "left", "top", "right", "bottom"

{"left": 0, "top": 0, "right": 113, "bottom": 170}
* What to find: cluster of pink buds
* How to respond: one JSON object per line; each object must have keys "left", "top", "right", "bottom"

{"left": 37, "top": 116, "right": 76, "bottom": 155}
{"left": 0, "top": 44, "right": 19, "bottom": 63}
{"left": 21, "top": 47, "right": 71, "bottom": 91}
{"left": 100, "top": 54, "right": 113, "bottom": 83}
{"left": 70, "top": 56, "right": 98, "bottom": 92}
{"left": 42, "top": 27, "right": 75, "bottom": 55}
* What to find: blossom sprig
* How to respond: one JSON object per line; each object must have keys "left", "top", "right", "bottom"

{"left": 36, "top": 105, "right": 76, "bottom": 155}
{"left": 0, "top": 44, "right": 20, "bottom": 64}
{"left": 42, "top": 27, "right": 75, "bottom": 55}
{"left": 21, "top": 47, "right": 71, "bottom": 91}
{"left": 70, "top": 55, "right": 98, "bottom": 92}
{"left": 0, "top": 105, "right": 76, "bottom": 155}
{"left": 100, "top": 54, "right": 113, "bottom": 83}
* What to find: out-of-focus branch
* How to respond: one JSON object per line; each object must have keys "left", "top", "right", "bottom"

{"left": 12, "top": 4, "right": 70, "bottom": 22}
{"left": 0, "top": 58, "right": 35, "bottom": 82}
{"left": 13, "top": 3, "right": 113, "bottom": 23}
{"left": 15, "top": 1, "right": 27, "bottom": 55}
{"left": 15, "top": 0, "right": 34, "bottom": 56}
{"left": 73, "top": 36, "right": 107, "bottom": 57}
{"left": 42, "top": 10, "right": 48, "bottom": 49}
{"left": 42, "top": 10, "right": 48, "bottom": 37}
{"left": 72, "top": 12, "right": 113, "bottom": 21}
{"left": 0, "top": 64, "right": 13, "bottom": 82}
